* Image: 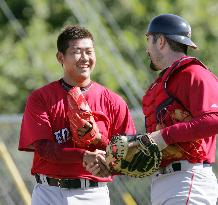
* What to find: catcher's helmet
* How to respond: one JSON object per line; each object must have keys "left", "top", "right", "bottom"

{"left": 147, "top": 14, "right": 197, "bottom": 49}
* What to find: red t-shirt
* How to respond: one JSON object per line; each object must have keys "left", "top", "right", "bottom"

{"left": 161, "top": 63, "right": 218, "bottom": 163}
{"left": 19, "top": 80, "right": 136, "bottom": 181}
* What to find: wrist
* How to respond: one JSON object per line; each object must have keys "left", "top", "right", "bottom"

{"left": 149, "top": 130, "right": 168, "bottom": 151}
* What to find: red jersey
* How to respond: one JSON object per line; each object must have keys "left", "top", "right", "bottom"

{"left": 162, "top": 60, "right": 218, "bottom": 163}
{"left": 19, "top": 80, "right": 136, "bottom": 181}
{"left": 142, "top": 56, "right": 218, "bottom": 165}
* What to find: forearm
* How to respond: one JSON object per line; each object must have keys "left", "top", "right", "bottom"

{"left": 162, "top": 112, "right": 218, "bottom": 144}
{"left": 34, "top": 140, "right": 85, "bottom": 164}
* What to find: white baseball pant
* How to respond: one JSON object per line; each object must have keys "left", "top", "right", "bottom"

{"left": 151, "top": 160, "right": 218, "bottom": 205}
{"left": 31, "top": 183, "right": 110, "bottom": 205}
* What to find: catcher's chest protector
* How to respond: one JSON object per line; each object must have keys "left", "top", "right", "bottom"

{"left": 142, "top": 57, "right": 208, "bottom": 165}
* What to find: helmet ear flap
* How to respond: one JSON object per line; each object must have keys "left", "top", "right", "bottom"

{"left": 146, "top": 14, "right": 197, "bottom": 49}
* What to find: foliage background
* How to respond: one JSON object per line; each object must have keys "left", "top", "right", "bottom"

{"left": 0, "top": 0, "right": 218, "bottom": 204}
{"left": 0, "top": 0, "right": 218, "bottom": 113}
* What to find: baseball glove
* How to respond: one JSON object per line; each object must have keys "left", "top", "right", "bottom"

{"left": 105, "top": 134, "right": 162, "bottom": 177}
{"left": 67, "top": 87, "right": 102, "bottom": 148}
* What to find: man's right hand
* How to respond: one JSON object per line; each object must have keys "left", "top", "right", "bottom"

{"left": 83, "top": 149, "right": 111, "bottom": 177}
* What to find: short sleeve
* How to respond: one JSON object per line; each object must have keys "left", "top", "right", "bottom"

{"left": 19, "top": 91, "right": 53, "bottom": 151}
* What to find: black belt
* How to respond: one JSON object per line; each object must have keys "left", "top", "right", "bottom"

{"left": 159, "top": 161, "right": 211, "bottom": 174}
{"left": 171, "top": 161, "right": 211, "bottom": 171}
{"left": 35, "top": 174, "right": 100, "bottom": 189}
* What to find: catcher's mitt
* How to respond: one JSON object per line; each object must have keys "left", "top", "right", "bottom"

{"left": 105, "top": 134, "right": 162, "bottom": 177}
{"left": 67, "top": 87, "right": 106, "bottom": 148}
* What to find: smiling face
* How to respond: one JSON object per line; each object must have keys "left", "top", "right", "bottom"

{"left": 57, "top": 38, "right": 96, "bottom": 86}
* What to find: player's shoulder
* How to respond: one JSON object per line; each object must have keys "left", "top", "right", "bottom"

{"left": 180, "top": 62, "right": 216, "bottom": 81}
{"left": 28, "top": 80, "right": 61, "bottom": 101}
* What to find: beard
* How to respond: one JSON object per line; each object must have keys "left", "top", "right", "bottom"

{"left": 149, "top": 60, "right": 159, "bottom": 71}
{"left": 147, "top": 52, "right": 159, "bottom": 71}
{"left": 147, "top": 50, "right": 163, "bottom": 71}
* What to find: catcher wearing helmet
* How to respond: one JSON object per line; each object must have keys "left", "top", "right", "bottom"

{"left": 142, "top": 14, "right": 218, "bottom": 205}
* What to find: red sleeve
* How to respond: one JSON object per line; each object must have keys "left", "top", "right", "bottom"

{"left": 162, "top": 113, "right": 218, "bottom": 144}
{"left": 34, "top": 140, "right": 85, "bottom": 164}
{"left": 19, "top": 92, "right": 53, "bottom": 151}
{"left": 162, "top": 65, "right": 218, "bottom": 144}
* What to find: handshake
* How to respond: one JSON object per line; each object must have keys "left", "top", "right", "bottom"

{"left": 83, "top": 134, "right": 162, "bottom": 178}
{"left": 67, "top": 87, "right": 163, "bottom": 177}
{"left": 83, "top": 149, "right": 110, "bottom": 178}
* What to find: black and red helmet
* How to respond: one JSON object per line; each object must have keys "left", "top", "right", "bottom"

{"left": 147, "top": 14, "right": 197, "bottom": 49}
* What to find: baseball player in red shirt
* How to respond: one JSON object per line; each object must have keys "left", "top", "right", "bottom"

{"left": 142, "top": 14, "right": 218, "bottom": 205}
{"left": 19, "top": 25, "right": 136, "bottom": 205}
